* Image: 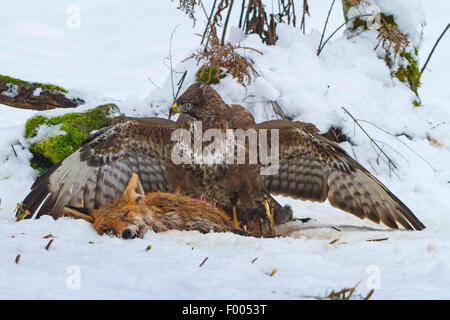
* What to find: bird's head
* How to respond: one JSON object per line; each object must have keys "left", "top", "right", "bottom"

{"left": 170, "top": 82, "right": 228, "bottom": 121}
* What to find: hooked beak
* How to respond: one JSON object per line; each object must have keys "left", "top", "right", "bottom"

{"left": 171, "top": 102, "right": 187, "bottom": 114}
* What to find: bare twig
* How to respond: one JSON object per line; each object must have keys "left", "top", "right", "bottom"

{"left": 238, "top": 0, "right": 246, "bottom": 28}
{"left": 420, "top": 23, "right": 450, "bottom": 75}
{"left": 198, "top": 0, "right": 209, "bottom": 18}
{"left": 317, "top": 0, "right": 336, "bottom": 55}
{"left": 270, "top": 100, "right": 291, "bottom": 120}
{"left": 341, "top": 106, "right": 398, "bottom": 173}
{"left": 168, "top": 24, "right": 182, "bottom": 100}
{"left": 221, "top": 0, "right": 235, "bottom": 45}
{"left": 10, "top": 144, "right": 17, "bottom": 157}
{"left": 300, "top": 0, "right": 310, "bottom": 35}
{"left": 317, "top": 14, "right": 372, "bottom": 56}
{"left": 366, "top": 237, "right": 388, "bottom": 242}
{"left": 174, "top": 70, "right": 188, "bottom": 101}
{"left": 45, "top": 239, "right": 54, "bottom": 250}
{"left": 199, "top": 256, "right": 208, "bottom": 267}
{"left": 147, "top": 76, "right": 162, "bottom": 89}
{"left": 357, "top": 119, "right": 436, "bottom": 176}
{"left": 201, "top": 0, "right": 218, "bottom": 45}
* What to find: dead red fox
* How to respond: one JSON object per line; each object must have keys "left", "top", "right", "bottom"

{"left": 64, "top": 173, "right": 247, "bottom": 239}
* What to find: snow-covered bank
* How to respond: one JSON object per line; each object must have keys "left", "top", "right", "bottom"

{"left": 1, "top": 0, "right": 449, "bottom": 299}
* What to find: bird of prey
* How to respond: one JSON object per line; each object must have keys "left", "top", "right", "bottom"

{"left": 18, "top": 83, "right": 425, "bottom": 234}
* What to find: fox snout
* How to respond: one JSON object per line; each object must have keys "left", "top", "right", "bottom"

{"left": 122, "top": 229, "right": 133, "bottom": 239}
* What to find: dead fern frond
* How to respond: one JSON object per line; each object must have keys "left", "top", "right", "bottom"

{"left": 176, "top": 0, "right": 199, "bottom": 25}
{"left": 276, "top": 0, "right": 297, "bottom": 27}
{"left": 375, "top": 18, "right": 409, "bottom": 57}
{"left": 327, "top": 281, "right": 360, "bottom": 300}
{"left": 244, "top": 0, "right": 277, "bottom": 45}
{"left": 185, "top": 27, "right": 261, "bottom": 86}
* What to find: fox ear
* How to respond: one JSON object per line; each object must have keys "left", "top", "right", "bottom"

{"left": 122, "top": 173, "right": 145, "bottom": 204}
{"left": 64, "top": 206, "right": 94, "bottom": 223}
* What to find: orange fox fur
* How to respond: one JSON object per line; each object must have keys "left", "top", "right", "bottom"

{"left": 64, "top": 173, "right": 245, "bottom": 239}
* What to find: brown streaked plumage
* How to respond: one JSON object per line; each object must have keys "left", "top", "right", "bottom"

{"left": 19, "top": 82, "right": 425, "bottom": 233}
{"left": 172, "top": 83, "right": 425, "bottom": 231}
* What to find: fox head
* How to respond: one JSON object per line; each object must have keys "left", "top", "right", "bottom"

{"left": 64, "top": 173, "right": 153, "bottom": 239}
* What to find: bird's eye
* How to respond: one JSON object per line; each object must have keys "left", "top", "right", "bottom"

{"left": 184, "top": 103, "right": 193, "bottom": 109}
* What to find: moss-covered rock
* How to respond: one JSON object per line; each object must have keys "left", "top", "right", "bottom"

{"left": 395, "top": 50, "right": 421, "bottom": 96}
{"left": 195, "top": 65, "right": 226, "bottom": 85}
{"left": 0, "top": 74, "right": 68, "bottom": 94}
{"left": 25, "top": 104, "right": 120, "bottom": 175}
{"left": 341, "top": 2, "right": 421, "bottom": 100}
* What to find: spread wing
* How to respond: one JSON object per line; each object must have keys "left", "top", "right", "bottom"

{"left": 20, "top": 117, "right": 178, "bottom": 220}
{"left": 230, "top": 104, "right": 255, "bottom": 128}
{"left": 253, "top": 120, "right": 425, "bottom": 230}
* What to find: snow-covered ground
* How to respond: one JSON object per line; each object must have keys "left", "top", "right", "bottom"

{"left": 0, "top": 0, "right": 449, "bottom": 299}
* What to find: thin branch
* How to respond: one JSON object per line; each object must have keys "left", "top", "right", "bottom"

{"left": 270, "top": 100, "right": 291, "bottom": 120}
{"left": 317, "top": 0, "right": 335, "bottom": 55}
{"left": 147, "top": 76, "right": 162, "bottom": 89}
{"left": 198, "top": 0, "right": 209, "bottom": 19}
{"left": 10, "top": 144, "right": 17, "bottom": 157}
{"left": 201, "top": 0, "right": 218, "bottom": 45}
{"left": 357, "top": 119, "right": 436, "bottom": 176}
{"left": 221, "top": 0, "right": 235, "bottom": 45}
{"left": 420, "top": 23, "right": 450, "bottom": 75}
{"left": 174, "top": 70, "right": 188, "bottom": 100}
{"left": 238, "top": 0, "right": 246, "bottom": 28}
{"left": 317, "top": 14, "right": 372, "bottom": 56}
{"left": 169, "top": 23, "right": 182, "bottom": 100}
{"left": 341, "top": 106, "right": 398, "bottom": 172}
{"left": 300, "top": 0, "right": 310, "bottom": 35}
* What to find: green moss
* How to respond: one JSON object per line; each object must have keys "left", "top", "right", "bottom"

{"left": 25, "top": 104, "right": 120, "bottom": 174}
{"left": 35, "top": 83, "right": 68, "bottom": 94}
{"left": 0, "top": 74, "right": 29, "bottom": 85}
{"left": 0, "top": 74, "right": 68, "bottom": 94}
{"left": 342, "top": 6, "right": 421, "bottom": 97}
{"left": 349, "top": 17, "right": 367, "bottom": 32}
{"left": 395, "top": 51, "right": 421, "bottom": 95}
{"left": 24, "top": 115, "right": 48, "bottom": 138}
{"left": 195, "top": 65, "right": 226, "bottom": 85}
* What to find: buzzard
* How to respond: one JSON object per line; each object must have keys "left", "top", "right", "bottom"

{"left": 18, "top": 83, "right": 425, "bottom": 234}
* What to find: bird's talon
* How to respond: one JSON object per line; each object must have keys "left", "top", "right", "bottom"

{"left": 232, "top": 206, "right": 241, "bottom": 230}
{"left": 264, "top": 200, "right": 275, "bottom": 235}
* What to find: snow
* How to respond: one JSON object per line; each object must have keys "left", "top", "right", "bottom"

{"left": 1, "top": 0, "right": 449, "bottom": 299}
{"left": 1, "top": 83, "right": 19, "bottom": 98}
{"left": 29, "top": 124, "right": 65, "bottom": 144}
{"left": 32, "top": 88, "right": 42, "bottom": 97}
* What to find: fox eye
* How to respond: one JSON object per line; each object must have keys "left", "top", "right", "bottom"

{"left": 121, "top": 210, "right": 131, "bottom": 220}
